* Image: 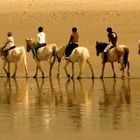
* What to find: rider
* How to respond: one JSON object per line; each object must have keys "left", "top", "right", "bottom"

{"left": 65, "top": 27, "right": 79, "bottom": 57}
{"left": 32, "top": 26, "right": 47, "bottom": 58}
{"left": 104, "top": 27, "right": 118, "bottom": 63}
{"left": 2, "top": 32, "right": 16, "bottom": 58}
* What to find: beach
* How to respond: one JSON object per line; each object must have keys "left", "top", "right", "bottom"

{"left": 0, "top": 1, "right": 140, "bottom": 140}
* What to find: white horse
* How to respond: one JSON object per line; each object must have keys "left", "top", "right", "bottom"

{"left": 26, "top": 37, "right": 57, "bottom": 78}
{"left": 56, "top": 46, "right": 94, "bottom": 79}
{"left": 0, "top": 46, "right": 28, "bottom": 78}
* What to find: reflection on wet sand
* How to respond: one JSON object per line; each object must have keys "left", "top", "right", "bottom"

{"left": 0, "top": 78, "right": 94, "bottom": 133}
{"left": 29, "top": 78, "right": 94, "bottom": 130}
{"left": 65, "top": 79, "right": 94, "bottom": 128}
{"left": 99, "top": 79, "right": 131, "bottom": 130}
{"left": 0, "top": 78, "right": 28, "bottom": 104}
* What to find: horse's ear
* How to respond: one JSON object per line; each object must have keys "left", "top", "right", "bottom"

{"left": 96, "top": 41, "right": 98, "bottom": 45}
{"left": 26, "top": 37, "right": 29, "bottom": 40}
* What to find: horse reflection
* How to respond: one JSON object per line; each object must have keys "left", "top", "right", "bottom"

{"left": 65, "top": 79, "right": 94, "bottom": 128}
{"left": 34, "top": 78, "right": 65, "bottom": 106}
{"left": 1, "top": 78, "right": 28, "bottom": 104}
{"left": 99, "top": 79, "right": 131, "bottom": 129}
{"left": 100, "top": 79, "right": 131, "bottom": 106}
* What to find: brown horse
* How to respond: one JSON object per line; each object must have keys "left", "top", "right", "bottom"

{"left": 96, "top": 41, "right": 130, "bottom": 78}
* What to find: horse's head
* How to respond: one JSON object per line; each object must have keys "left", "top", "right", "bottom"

{"left": 95, "top": 41, "right": 108, "bottom": 56}
{"left": 26, "top": 37, "right": 35, "bottom": 52}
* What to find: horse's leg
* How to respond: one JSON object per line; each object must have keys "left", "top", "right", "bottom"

{"left": 86, "top": 59, "right": 94, "bottom": 79}
{"left": 7, "top": 62, "right": 10, "bottom": 77}
{"left": 57, "top": 62, "right": 60, "bottom": 78}
{"left": 111, "top": 63, "right": 116, "bottom": 78}
{"left": 100, "top": 63, "right": 105, "bottom": 78}
{"left": 127, "top": 61, "right": 130, "bottom": 76}
{"left": 121, "top": 69, "right": 125, "bottom": 78}
{"left": 33, "top": 62, "right": 39, "bottom": 78}
{"left": 64, "top": 60, "right": 70, "bottom": 78}
{"left": 3, "top": 61, "right": 9, "bottom": 77}
{"left": 71, "top": 63, "right": 74, "bottom": 79}
{"left": 57, "top": 57, "right": 61, "bottom": 78}
{"left": 23, "top": 54, "right": 29, "bottom": 78}
{"left": 38, "top": 62, "right": 44, "bottom": 78}
{"left": 77, "top": 61, "right": 83, "bottom": 79}
{"left": 12, "top": 62, "right": 17, "bottom": 78}
{"left": 49, "top": 55, "right": 56, "bottom": 77}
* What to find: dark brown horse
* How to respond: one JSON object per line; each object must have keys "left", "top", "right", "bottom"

{"left": 96, "top": 41, "right": 130, "bottom": 78}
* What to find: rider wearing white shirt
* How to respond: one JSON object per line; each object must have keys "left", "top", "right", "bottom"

{"left": 32, "top": 26, "right": 47, "bottom": 57}
{"left": 37, "top": 31, "right": 46, "bottom": 44}
{"left": 3, "top": 32, "right": 16, "bottom": 57}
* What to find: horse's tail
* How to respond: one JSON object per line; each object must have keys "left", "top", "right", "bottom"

{"left": 21, "top": 47, "right": 28, "bottom": 76}
{"left": 52, "top": 44, "right": 57, "bottom": 61}
{"left": 123, "top": 47, "right": 129, "bottom": 67}
{"left": 81, "top": 48, "right": 89, "bottom": 72}
{"left": 138, "top": 40, "right": 140, "bottom": 54}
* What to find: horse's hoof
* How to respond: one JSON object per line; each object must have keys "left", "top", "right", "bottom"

{"left": 11, "top": 75, "right": 16, "bottom": 78}
{"left": 7, "top": 73, "right": 10, "bottom": 77}
{"left": 57, "top": 73, "right": 60, "bottom": 78}
{"left": 113, "top": 75, "right": 116, "bottom": 78}
{"left": 25, "top": 74, "right": 29, "bottom": 78}
{"left": 67, "top": 75, "right": 70, "bottom": 78}
{"left": 100, "top": 76, "right": 103, "bottom": 79}
{"left": 33, "top": 75, "right": 37, "bottom": 78}
{"left": 77, "top": 76, "right": 81, "bottom": 79}
{"left": 91, "top": 76, "right": 94, "bottom": 79}
{"left": 71, "top": 76, "right": 74, "bottom": 79}
{"left": 127, "top": 72, "right": 130, "bottom": 77}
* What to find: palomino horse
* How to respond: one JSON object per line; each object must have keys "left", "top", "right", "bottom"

{"left": 138, "top": 40, "right": 140, "bottom": 54}
{"left": 56, "top": 46, "right": 94, "bottom": 79}
{"left": 0, "top": 46, "right": 28, "bottom": 78}
{"left": 26, "top": 37, "right": 57, "bottom": 78}
{"left": 96, "top": 41, "right": 130, "bottom": 78}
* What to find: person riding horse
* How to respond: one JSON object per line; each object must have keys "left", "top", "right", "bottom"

{"left": 2, "top": 32, "right": 16, "bottom": 58}
{"left": 32, "top": 26, "right": 47, "bottom": 58}
{"left": 65, "top": 27, "right": 79, "bottom": 58}
{"left": 104, "top": 27, "right": 118, "bottom": 63}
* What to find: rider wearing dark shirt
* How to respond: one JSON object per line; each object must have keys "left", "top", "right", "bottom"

{"left": 104, "top": 27, "right": 118, "bottom": 63}
{"left": 65, "top": 27, "right": 79, "bottom": 57}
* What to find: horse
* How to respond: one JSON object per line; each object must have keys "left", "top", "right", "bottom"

{"left": 56, "top": 45, "right": 94, "bottom": 79}
{"left": 95, "top": 41, "right": 130, "bottom": 78}
{"left": 0, "top": 46, "right": 28, "bottom": 78}
{"left": 26, "top": 37, "right": 57, "bottom": 78}
{"left": 138, "top": 40, "right": 140, "bottom": 54}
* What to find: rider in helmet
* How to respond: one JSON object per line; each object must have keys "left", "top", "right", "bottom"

{"left": 65, "top": 27, "right": 79, "bottom": 57}
{"left": 104, "top": 27, "right": 118, "bottom": 63}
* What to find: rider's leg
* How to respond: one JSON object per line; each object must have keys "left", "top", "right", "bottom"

{"left": 103, "top": 42, "right": 112, "bottom": 63}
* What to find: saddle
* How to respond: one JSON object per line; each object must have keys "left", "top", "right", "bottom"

{"left": 2, "top": 46, "right": 16, "bottom": 58}
{"left": 35, "top": 43, "right": 46, "bottom": 52}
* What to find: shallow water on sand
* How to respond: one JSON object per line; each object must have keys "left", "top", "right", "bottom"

{"left": 0, "top": 77, "right": 140, "bottom": 140}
